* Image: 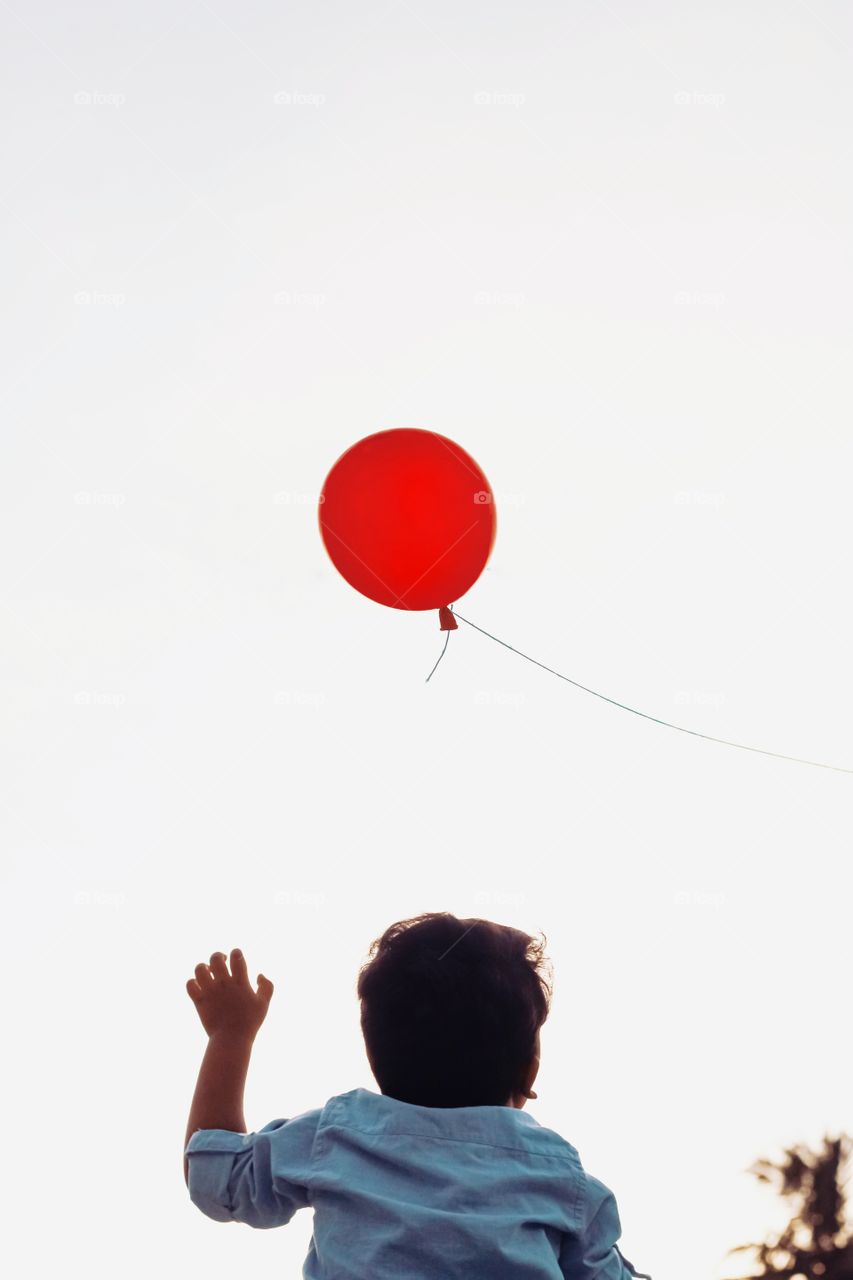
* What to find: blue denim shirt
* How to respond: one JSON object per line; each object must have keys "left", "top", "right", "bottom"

{"left": 185, "top": 1087, "right": 650, "bottom": 1280}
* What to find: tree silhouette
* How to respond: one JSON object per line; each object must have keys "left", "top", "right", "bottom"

{"left": 729, "top": 1134, "right": 853, "bottom": 1279}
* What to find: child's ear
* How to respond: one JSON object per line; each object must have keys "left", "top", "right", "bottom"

{"left": 521, "top": 1046, "right": 540, "bottom": 1100}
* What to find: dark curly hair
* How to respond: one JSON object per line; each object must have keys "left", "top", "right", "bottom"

{"left": 356, "top": 912, "right": 552, "bottom": 1108}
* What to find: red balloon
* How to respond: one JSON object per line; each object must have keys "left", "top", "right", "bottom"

{"left": 319, "top": 428, "right": 496, "bottom": 617}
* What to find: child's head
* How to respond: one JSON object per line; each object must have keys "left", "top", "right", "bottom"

{"left": 357, "top": 912, "right": 552, "bottom": 1109}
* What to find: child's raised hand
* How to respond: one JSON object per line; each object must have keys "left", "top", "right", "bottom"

{"left": 186, "top": 949, "right": 274, "bottom": 1041}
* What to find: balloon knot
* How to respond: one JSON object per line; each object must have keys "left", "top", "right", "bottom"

{"left": 438, "top": 606, "right": 458, "bottom": 631}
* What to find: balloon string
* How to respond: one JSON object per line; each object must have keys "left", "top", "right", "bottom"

{"left": 425, "top": 629, "right": 451, "bottom": 683}
{"left": 448, "top": 608, "right": 853, "bottom": 776}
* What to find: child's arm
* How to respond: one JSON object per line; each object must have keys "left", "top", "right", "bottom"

{"left": 560, "top": 1173, "right": 651, "bottom": 1280}
{"left": 183, "top": 949, "right": 274, "bottom": 1185}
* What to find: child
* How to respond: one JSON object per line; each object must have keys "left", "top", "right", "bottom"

{"left": 184, "top": 912, "right": 650, "bottom": 1279}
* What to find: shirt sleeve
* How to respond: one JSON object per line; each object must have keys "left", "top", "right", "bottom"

{"left": 185, "top": 1112, "right": 319, "bottom": 1229}
{"left": 559, "top": 1172, "right": 651, "bottom": 1280}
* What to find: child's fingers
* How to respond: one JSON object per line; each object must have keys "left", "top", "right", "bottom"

{"left": 230, "top": 948, "right": 249, "bottom": 985}
{"left": 186, "top": 978, "right": 203, "bottom": 1002}
{"left": 195, "top": 962, "right": 214, "bottom": 989}
{"left": 256, "top": 973, "right": 274, "bottom": 1003}
{"left": 209, "top": 951, "right": 229, "bottom": 980}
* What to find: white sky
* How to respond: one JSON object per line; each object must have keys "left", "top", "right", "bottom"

{"left": 2, "top": 3, "right": 852, "bottom": 1278}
